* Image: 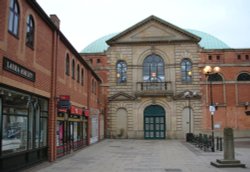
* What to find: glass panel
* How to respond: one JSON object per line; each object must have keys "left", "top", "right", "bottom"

{"left": 155, "top": 124, "right": 159, "bottom": 130}
{"left": 156, "top": 132, "right": 159, "bottom": 138}
{"left": 160, "top": 124, "right": 165, "bottom": 130}
{"left": 145, "top": 124, "right": 149, "bottom": 130}
{"left": 39, "top": 98, "right": 48, "bottom": 112}
{"left": 35, "top": 109, "right": 40, "bottom": 148}
{"left": 73, "top": 122, "right": 78, "bottom": 142}
{"left": 56, "top": 121, "right": 64, "bottom": 146}
{"left": 28, "top": 105, "right": 34, "bottom": 149}
{"left": 150, "top": 117, "right": 154, "bottom": 123}
{"left": 160, "top": 132, "right": 164, "bottom": 138}
{"left": 2, "top": 115, "right": 28, "bottom": 155}
{"left": 145, "top": 117, "right": 149, "bottom": 123}
{"left": 155, "top": 117, "right": 159, "bottom": 123}
{"left": 150, "top": 124, "right": 154, "bottom": 130}
{"left": 150, "top": 132, "right": 154, "bottom": 138}
{"left": 40, "top": 118, "right": 47, "bottom": 147}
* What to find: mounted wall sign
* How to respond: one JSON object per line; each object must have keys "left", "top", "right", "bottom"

{"left": 3, "top": 57, "right": 36, "bottom": 82}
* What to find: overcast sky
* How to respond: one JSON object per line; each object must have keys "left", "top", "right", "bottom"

{"left": 36, "top": 0, "right": 250, "bottom": 52}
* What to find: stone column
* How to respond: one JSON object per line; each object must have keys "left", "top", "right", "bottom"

{"left": 210, "top": 128, "right": 246, "bottom": 168}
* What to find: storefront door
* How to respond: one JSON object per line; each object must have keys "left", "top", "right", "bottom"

{"left": 144, "top": 105, "right": 165, "bottom": 139}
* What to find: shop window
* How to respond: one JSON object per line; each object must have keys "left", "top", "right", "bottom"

{"left": 65, "top": 54, "right": 70, "bottom": 75}
{"left": 1, "top": 87, "right": 48, "bottom": 155}
{"left": 72, "top": 59, "right": 75, "bottom": 79}
{"left": 237, "top": 73, "right": 250, "bottom": 81}
{"left": 181, "top": 58, "right": 192, "bottom": 83}
{"left": 77, "top": 64, "right": 80, "bottom": 82}
{"left": 116, "top": 60, "right": 127, "bottom": 83}
{"left": 8, "top": 0, "right": 20, "bottom": 36}
{"left": 26, "top": 15, "right": 35, "bottom": 48}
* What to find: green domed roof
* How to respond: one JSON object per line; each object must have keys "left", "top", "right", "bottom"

{"left": 186, "top": 29, "right": 230, "bottom": 49}
{"left": 81, "top": 29, "right": 230, "bottom": 53}
{"left": 81, "top": 33, "right": 118, "bottom": 53}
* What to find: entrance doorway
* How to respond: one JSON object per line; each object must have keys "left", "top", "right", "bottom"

{"left": 144, "top": 105, "right": 165, "bottom": 139}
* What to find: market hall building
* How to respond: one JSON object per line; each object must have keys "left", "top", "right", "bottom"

{"left": 81, "top": 15, "right": 250, "bottom": 139}
{"left": 0, "top": 0, "right": 104, "bottom": 172}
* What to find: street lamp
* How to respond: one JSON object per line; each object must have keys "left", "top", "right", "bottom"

{"left": 203, "top": 65, "right": 221, "bottom": 152}
{"left": 184, "top": 91, "right": 197, "bottom": 142}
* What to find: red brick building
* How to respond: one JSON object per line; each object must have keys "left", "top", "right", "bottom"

{"left": 200, "top": 49, "right": 250, "bottom": 136}
{"left": 0, "top": 0, "right": 103, "bottom": 171}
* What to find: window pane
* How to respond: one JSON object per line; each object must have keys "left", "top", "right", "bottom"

{"left": 40, "top": 118, "right": 48, "bottom": 147}
{"left": 2, "top": 115, "right": 28, "bottom": 155}
{"left": 143, "top": 54, "right": 165, "bottom": 82}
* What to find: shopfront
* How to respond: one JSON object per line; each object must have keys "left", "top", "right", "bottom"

{"left": 56, "top": 96, "right": 87, "bottom": 157}
{"left": 0, "top": 86, "right": 48, "bottom": 172}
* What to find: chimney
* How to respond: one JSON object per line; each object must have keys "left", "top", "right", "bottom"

{"left": 50, "top": 14, "right": 60, "bottom": 29}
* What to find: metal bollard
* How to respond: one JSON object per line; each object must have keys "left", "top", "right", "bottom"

{"left": 216, "top": 137, "right": 219, "bottom": 150}
{"left": 219, "top": 137, "right": 223, "bottom": 151}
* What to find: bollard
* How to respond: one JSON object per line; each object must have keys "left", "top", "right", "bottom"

{"left": 219, "top": 137, "right": 223, "bottom": 151}
{"left": 216, "top": 137, "right": 219, "bottom": 150}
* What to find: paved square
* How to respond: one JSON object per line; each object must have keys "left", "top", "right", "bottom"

{"left": 24, "top": 139, "right": 250, "bottom": 172}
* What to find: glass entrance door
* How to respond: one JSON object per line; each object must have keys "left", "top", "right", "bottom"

{"left": 144, "top": 105, "right": 165, "bottom": 139}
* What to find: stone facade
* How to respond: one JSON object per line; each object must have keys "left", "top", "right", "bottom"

{"left": 106, "top": 16, "right": 203, "bottom": 139}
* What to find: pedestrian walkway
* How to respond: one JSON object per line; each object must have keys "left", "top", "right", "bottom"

{"left": 23, "top": 139, "right": 250, "bottom": 172}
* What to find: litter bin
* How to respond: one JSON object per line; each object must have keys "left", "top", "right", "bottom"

{"left": 186, "top": 133, "right": 194, "bottom": 142}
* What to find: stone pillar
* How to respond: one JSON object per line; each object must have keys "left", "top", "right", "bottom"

{"left": 210, "top": 128, "right": 246, "bottom": 168}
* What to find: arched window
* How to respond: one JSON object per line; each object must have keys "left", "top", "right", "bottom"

{"left": 181, "top": 59, "right": 192, "bottom": 82}
{"left": 208, "top": 73, "right": 223, "bottom": 81}
{"left": 72, "top": 59, "right": 75, "bottom": 79}
{"left": 116, "top": 60, "right": 127, "bottom": 83}
{"left": 65, "top": 54, "right": 70, "bottom": 75}
{"left": 143, "top": 54, "right": 164, "bottom": 82}
{"left": 26, "top": 15, "right": 35, "bottom": 47}
{"left": 77, "top": 64, "right": 80, "bottom": 82}
{"left": 81, "top": 68, "right": 84, "bottom": 85}
{"left": 8, "top": 0, "right": 20, "bottom": 36}
{"left": 237, "top": 73, "right": 250, "bottom": 81}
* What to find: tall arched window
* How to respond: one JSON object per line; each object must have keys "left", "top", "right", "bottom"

{"left": 143, "top": 54, "right": 164, "bottom": 82}
{"left": 77, "top": 64, "right": 80, "bottom": 82}
{"left": 81, "top": 68, "right": 84, "bottom": 85}
{"left": 65, "top": 54, "right": 70, "bottom": 75}
{"left": 237, "top": 73, "right": 250, "bottom": 81}
{"left": 181, "top": 59, "right": 192, "bottom": 82}
{"left": 208, "top": 73, "right": 223, "bottom": 81}
{"left": 72, "top": 59, "right": 75, "bottom": 79}
{"left": 26, "top": 15, "right": 35, "bottom": 47}
{"left": 8, "top": 0, "right": 20, "bottom": 36}
{"left": 116, "top": 60, "right": 127, "bottom": 83}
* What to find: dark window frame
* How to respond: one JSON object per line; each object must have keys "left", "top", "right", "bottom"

{"left": 26, "top": 15, "right": 35, "bottom": 48}
{"left": 181, "top": 58, "right": 192, "bottom": 83}
{"left": 65, "top": 54, "right": 70, "bottom": 75}
{"left": 116, "top": 60, "right": 127, "bottom": 84}
{"left": 143, "top": 54, "right": 165, "bottom": 82}
{"left": 8, "top": 0, "right": 20, "bottom": 37}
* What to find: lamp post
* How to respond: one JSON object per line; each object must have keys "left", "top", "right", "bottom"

{"left": 184, "top": 91, "right": 197, "bottom": 142}
{"left": 203, "top": 65, "right": 221, "bottom": 152}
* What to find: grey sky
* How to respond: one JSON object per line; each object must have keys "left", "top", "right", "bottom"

{"left": 37, "top": 0, "right": 250, "bottom": 51}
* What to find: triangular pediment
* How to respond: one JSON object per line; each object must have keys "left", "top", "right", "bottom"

{"left": 108, "top": 92, "right": 136, "bottom": 101}
{"left": 107, "top": 15, "right": 200, "bottom": 45}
